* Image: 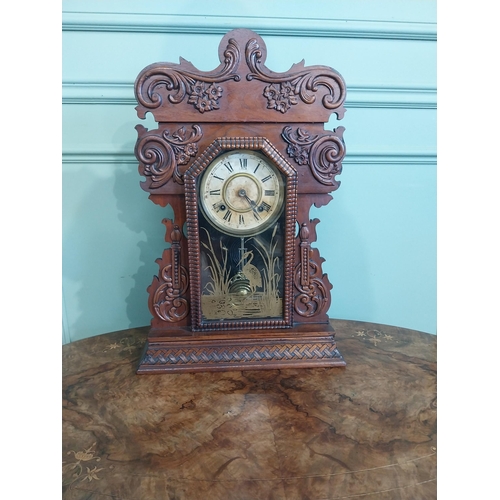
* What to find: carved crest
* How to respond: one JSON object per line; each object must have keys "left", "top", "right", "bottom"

{"left": 134, "top": 29, "right": 346, "bottom": 123}
{"left": 135, "top": 38, "right": 241, "bottom": 117}
{"left": 246, "top": 38, "right": 346, "bottom": 118}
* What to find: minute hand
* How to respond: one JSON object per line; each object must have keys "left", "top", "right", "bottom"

{"left": 238, "top": 189, "right": 260, "bottom": 215}
{"left": 245, "top": 195, "right": 259, "bottom": 211}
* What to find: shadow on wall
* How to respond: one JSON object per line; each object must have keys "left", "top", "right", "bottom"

{"left": 310, "top": 183, "right": 374, "bottom": 325}
{"left": 114, "top": 161, "right": 174, "bottom": 330}
{"left": 62, "top": 156, "right": 170, "bottom": 341}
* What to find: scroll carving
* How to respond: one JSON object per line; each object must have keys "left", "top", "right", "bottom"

{"left": 135, "top": 125, "right": 203, "bottom": 187}
{"left": 135, "top": 38, "right": 241, "bottom": 115}
{"left": 294, "top": 223, "right": 331, "bottom": 318}
{"left": 151, "top": 224, "right": 190, "bottom": 323}
{"left": 246, "top": 38, "right": 346, "bottom": 118}
{"left": 282, "top": 126, "right": 345, "bottom": 189}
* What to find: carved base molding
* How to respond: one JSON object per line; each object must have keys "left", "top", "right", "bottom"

{"left": 137, "top": 324, "right": 346, "bottom": 373}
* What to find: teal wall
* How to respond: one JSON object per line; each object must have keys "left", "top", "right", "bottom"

{"left": 62, "top": 0, "right": 436, "bottom": 343}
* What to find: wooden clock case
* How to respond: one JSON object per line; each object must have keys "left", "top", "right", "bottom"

{"left": 134, "top": 29, "right": 347, "bottom": 373}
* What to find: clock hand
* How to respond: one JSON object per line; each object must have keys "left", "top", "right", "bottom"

{"left": 238, "top": 189, "right": 260, "bottom": 214}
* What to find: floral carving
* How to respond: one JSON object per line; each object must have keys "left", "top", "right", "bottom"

{"left": 167, "top": 126, "right": 201, "bottom": 165}
{"left": 135, "top": 125, "right": 203, "bottom": 187}
{"left": 188, "top": 81, "right": 224, "bottom": 113}
{"left": 135, "top": 38, "right": 241, "bottom": 115}
{"left": 282, "top": 126, "right": 345, "bottom": 189}
{"left": 263, "top": 82, "right": 299, "bottom": 113}
{"left": 246, "top": 38, "right": 346, "bottom": 118}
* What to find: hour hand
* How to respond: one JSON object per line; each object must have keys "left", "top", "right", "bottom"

{"left": 238, "top": 189, "right": 258, "bottom": 212}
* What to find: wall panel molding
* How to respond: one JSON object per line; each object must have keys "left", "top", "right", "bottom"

{"left": 347, "top": 86, "right": 436, "bottom": 109}
{"left": 62, "top": 11, "right": 436, "bottom": 41}
{"left": 62, "top": 152, "right": 437, "bottom": 166}
{"left": 62, "top": 83, "right": 436, "bottom": 109}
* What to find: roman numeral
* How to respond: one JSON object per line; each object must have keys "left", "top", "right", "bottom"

{"left": 253, "top": 162, "right": 261, "bottom": 173}
{"left": 213, "top": 175, "right": 224, "bottom": 181}
{"left": 224, "top": 162, "right": 234, "bottom": 172}
{"left": 264, "top": 190, "right": 275, "bottom": 196}
{"left": 209, "top": 189, "right": 221, "bottom": 196}
{"left": 239, "top": 158, "right": 248, "bottom": 169}
{"left": 239, "top": 214, "right": 245, "bottom": 224}
{"left": 260, "top": 202, "right": 272, "bottom": 212}
{"left": 261, "top": 175, "right": 272, "bottom": 183}
{"left": 223, "top": 210, "right": 232, "bottom": 222}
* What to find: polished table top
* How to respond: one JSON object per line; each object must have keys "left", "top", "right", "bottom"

{"left": 62, "top": 319, "right": 437, "bottom": 499}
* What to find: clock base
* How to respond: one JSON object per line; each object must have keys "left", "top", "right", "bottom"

{"left": 136, "top": 323, "right": 346, "bottom": 374}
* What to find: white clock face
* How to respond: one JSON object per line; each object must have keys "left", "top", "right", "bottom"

{"left": 199, "top": 150, "right": 285, "bottom": 236}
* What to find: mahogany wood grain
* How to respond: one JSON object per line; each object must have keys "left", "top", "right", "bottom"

{"left": 63, "top": 319, "right": 437, "bottom": 500}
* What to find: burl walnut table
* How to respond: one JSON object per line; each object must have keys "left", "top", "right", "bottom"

{"left": 62, "top": 319, "right": 437, "bottom": 500}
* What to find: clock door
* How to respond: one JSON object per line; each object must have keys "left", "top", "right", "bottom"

{"left": 184, "top": 138, "right": 298, "bottom": 332}
{"left": 198, "top": 214, "right": 285, "bottom": 324}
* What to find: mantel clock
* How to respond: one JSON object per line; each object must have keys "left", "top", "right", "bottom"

{"left": 134, "top": 29, "right": 347, "bottom": 373}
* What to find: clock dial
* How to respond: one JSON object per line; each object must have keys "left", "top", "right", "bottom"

{"left": 199, "top": 150, "right": 284, "bottom": 236}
